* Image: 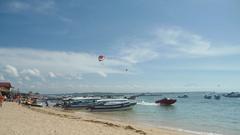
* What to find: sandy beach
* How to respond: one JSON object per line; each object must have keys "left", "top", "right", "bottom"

{"left": 0, "top": 102, "right": 195, "bottom": 135}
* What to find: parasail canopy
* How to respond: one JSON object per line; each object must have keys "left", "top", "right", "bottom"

{"left": 98, "top": 55, "right": 105, "bottom": 62}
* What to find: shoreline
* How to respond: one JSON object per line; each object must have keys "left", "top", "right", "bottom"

{"left": 73, "top": 108, "right": 223, "bottom": 135}
{"left": 0, "top": 102, "right": 200, "bottom": 135}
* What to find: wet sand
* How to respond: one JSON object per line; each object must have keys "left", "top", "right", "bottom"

{"left": 0, "top": 102, "right": 194, "bottom": 135}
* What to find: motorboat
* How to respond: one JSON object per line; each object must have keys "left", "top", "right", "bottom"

{"left": 155, "top": 98, "right": 176, "bottom": 105}
{"left": 31, "top": 99, "right": 44, "bottom": 107}
{"left": 204, "top": 95, "right": 212, "bottom": 99}
{"left": 177, "top": 95, "right": 188, "bottom": 98}
{"left": 223, "top": 92, "right": 240, "bottom": 98}
{"left": 63, "top": 97, "right": 101, "bottom": 110}
{"left": 89, "top": 99, "right": 137, "bottom": 112}
{"left": 214, "top": 95, "right": 221, "bottom": 100}
{"left": 25, "top": 97, "right": 43, "bottom": 107}
{"left": 124, "top": 95, "right": 137, "bottom": 100}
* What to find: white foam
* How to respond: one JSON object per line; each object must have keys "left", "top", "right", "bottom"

{"left": 137, "top": 101, "right": 158, "bottom": 106}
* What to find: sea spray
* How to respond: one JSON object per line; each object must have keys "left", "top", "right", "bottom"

{"left": 137, "top": 101, "right": 158, "bottom": 106}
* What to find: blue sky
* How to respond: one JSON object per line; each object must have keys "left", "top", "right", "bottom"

{"left": 0, "top": 0, "right": 240, "bottom": 93}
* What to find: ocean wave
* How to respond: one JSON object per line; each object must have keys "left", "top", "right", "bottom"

{"left": 158, "top": 125, "right": 223, "bottom": 135}
{"left": 137, "top": 101, "right": 158, "bottom": 106}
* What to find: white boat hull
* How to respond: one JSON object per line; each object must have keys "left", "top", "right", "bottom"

{"left": 90, "top": 102, "right": 136, "bottom": 112}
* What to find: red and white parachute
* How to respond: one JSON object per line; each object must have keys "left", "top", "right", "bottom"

{"left": 98, "top": 55, "right": 128, "bottom": 72}
{"left": 98, "top": 55, "right": 105, "bottom": 62}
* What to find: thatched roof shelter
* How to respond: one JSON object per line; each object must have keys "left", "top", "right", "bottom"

{"left": 0, "top": 82, "right": 13, "bottom": 92}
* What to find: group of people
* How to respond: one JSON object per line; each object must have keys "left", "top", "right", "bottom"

{"left": 0, "top": 92, "right": 49, "bottom": 108}
{"left": 0, "top": 92, "right": 22, "bottom": 107}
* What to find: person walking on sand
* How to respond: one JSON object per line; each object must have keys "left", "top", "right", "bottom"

{"left": 45, "top": 99, "right": 49, "bottom": 107}
{"left": 0, "top": 92, "right": 4, "bottom": 107}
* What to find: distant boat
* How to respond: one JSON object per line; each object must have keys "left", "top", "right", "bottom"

{"left": 204, "top": 95, "right": 212, "bottom": 99}
{"left": 63, "top": 97, "right": 101, "bottom": 110}
{"left": 89, "top": 99, "right": 137, "bottom": 112}
{"left": 223, "top": 92, "right": 240, "bottom": 98}
{"left": 155, "top": 98, "right": 176, "bottom": 105}
{"left": 124, "top": 95, "right": 137, "bottom": 100}
{"left": 177, "top": 95, "right": 188, "bottom": 98}
{"left": 214, "top": 95, "right": 221, "bottom": 100}
{"left": 142, "top": 93, "right": 162, "bottom": 96}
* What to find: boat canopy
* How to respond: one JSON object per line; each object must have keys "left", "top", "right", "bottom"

{"left": 96, "top": 99, "right": 128, "bottom": 102}
{"left": 70, "top": 97, "right": 101, "bottom": 100}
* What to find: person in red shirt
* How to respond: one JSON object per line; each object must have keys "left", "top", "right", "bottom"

{"left": 0, "top": 92, "right": 4, "bottom": 107}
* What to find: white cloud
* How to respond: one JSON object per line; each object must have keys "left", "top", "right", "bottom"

{"left": 0, "top": 48, "right": 127, "bottom": 80}
{"left": 120, "top": 45, "right": 159, "bottom": 64}
{"left": 0, "top": 74, "right": 5, "bottom": 80}
{"left": 64, "top": 73, "right": 83, "bottom": 80}
{"left": 97, "top": 71, "right": 107, "bottom": 78}
{"left": 2, "top": 0, "right": 72, "bottom": 23}
{"left": 74, "top": 75, "right": 83, "bottom": 80}
{"left": 4, "top": 65, "right": 19, "bottom": 77}
{"left": 58, "top": 16, "right": 73, "bottom": 23}
{"left": 48, "top": 72, "right": 56, "bottom": 78}
{"left": 156, "top": 27, "right": 211, "bottom": 56}
{"left": 119, "top": 27, "right": 240, "bottom": 62}
{"left": 24, "top": 76, "right": 31, "bottom": 81}
{"left": 155, "top": 27, "right": 240, "bottom": 57}
{"left": 21, "top": 68, "right": 41, "bottom": 77}
{"left": 8, "top": 1, "right": 31, "bottom": 12}
{"left": 6, "top": 0, "right": 55, "bottom": 14}
{"left": 34, "top": 0, "right": 55, "bottom": 14}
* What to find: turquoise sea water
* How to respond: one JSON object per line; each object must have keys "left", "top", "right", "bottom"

{"left": 85, "top": 92, "right": 240, "bottom": 135}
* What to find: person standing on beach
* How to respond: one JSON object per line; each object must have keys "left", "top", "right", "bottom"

{"left": 17, "top": 95, "right": 21, "bottom": 105}
{"left": 4, "top": 95, "right": 7, "bottom": 101}
{"left": 45, "top": 99, "right": 48, "bottom": 107}
{"left": 0, "top": 92, "right": 4, "bottom": 107}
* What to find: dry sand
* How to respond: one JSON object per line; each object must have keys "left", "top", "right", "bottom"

{"left": 0, "top": 102, "right": 194, "bottom": 135}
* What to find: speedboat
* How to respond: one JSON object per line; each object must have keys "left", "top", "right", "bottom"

{"left": 28, "top": 98, "right": 44, "bottom": 107}
{"left": 22, "top": 97, "right": 43, "bottom": 107}
{"left": 89, "top": 99, "right": 137, "bottom": 112}
{"left": 177, "top": 95, "right": 188, "bottom": 98}
{"left": 214, "top": 95, "right": 221, "bottom": 100}
{"left": 63, "top": 97, "right": 101, "bottom": 110}
{"left": 223, "top": 92, "right": 240, "bottom": 98}
{"left": 204, "top": 95, "right": 212, "bottom": 99}
{"left": 155, "top": 98, "right": 176, "bottom": 105}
